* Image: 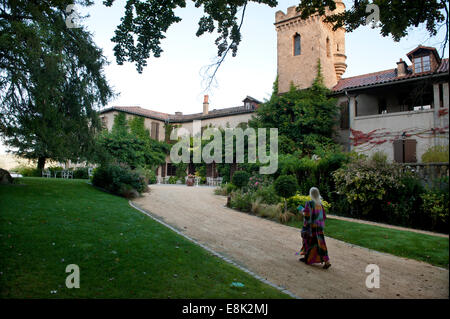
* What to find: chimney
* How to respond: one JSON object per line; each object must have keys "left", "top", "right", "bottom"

{"left": 396, "top": 58, "right": 408, "bottom": 77}
{"left": 203, "top": 95, "right": 209, "bottom": 115}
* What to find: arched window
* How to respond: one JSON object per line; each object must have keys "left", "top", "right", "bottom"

{"left": 293, "top": 34, "right": 301, "bottom": 56}
{"left": 326, "top": 37, "right": 331, "bottom": 57}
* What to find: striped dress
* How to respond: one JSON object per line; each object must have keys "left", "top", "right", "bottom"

{"left": 298, "top": 200, "right": 329, "bottom": 265}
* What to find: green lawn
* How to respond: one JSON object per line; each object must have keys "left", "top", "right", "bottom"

{"left": 0, "top": 178, "right": 291, "bottom": 299}
{"left": 288, "top": 218, "right": 449, "bottom": 268}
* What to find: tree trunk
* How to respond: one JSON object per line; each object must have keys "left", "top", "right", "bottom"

{"left": 37, "top": 157, "right": 46, "bottom": 170}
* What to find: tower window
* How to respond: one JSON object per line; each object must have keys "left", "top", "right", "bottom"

{"left": 293, "top": 34, "right": 301, "bottom": 56}
{"left": 326, "top": 37, "right": 331, "bottom": 57}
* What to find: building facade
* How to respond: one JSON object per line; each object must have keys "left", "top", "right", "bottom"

{"left": 100, "top": 95, "right": 260, "bottom": 178}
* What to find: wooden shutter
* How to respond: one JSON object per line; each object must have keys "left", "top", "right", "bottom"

{"left": 393, "top": 140, "right": 404, "bottom": 163}
{"left": 404, "top": 139, "right": 417, "bottom": 163}
{"left": 151, "top": 122, "right": 156, "bottom": 139}
{"left": 155, "top": 123, "right": 159, "bottom": 141}
{"left": 340, "top": 102, "right": 349, "bottom": 129}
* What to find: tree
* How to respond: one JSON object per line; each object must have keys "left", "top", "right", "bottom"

{"left": 97, "top": 114, "right": 169, "bottom": 169}
{"left": 0, "top": 0, "right": 113, "bottom": 169}
{"left": 274, "top": 175, "right": 298, "bottom": 212}
{"left": 249, "top": 60, "right": 339, "bottom": 155}
{"left": 297, "top": 0, "right": 449, "bottom": 55}
{"left": 102, "top": 0, "right": 448, "bottom": 73}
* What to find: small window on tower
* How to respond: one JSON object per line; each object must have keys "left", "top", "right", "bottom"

{"left": 326, "top": 37, "right": 331, "bottom": 57}
{"left": 293, "top": 34, "right": 301, "bottom": 56}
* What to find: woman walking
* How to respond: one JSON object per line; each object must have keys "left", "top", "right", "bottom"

{"left": 298, "top": 187, "right": 331, "bottom": 269}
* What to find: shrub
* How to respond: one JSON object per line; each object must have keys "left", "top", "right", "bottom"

{"left": 274, "top": 175, "right": 298, "bottom": 199}
{"left": 287, "top": 194, "right": 331, "bottom": 213}
{"left": 73, "top": 167, "right": 89, "bottom": 179}
{"left": 333, "top": 159, "right": 404, "bottom": 217}
{"left": 15, "top": 166, "right": 41, "bottom": 177}
{"left": 370, "top": 151, "right": 388, "bottom": 164}
{"left": 136, "top": 167, "right": 157, "bottom": 184}
{"left": 168, "top": 176, "right": 178, "bottom": 184}
{"left": 256, "top": 203, "right": 281, "bottom": 219}
{"left": 232, "top": 171, "right": 250, "bottom": 189}
{"left": 92, "top": 165, "right": 147, "bottom": 198}
{"left": 421, "top": 187, "right": 449, "bottom": 233}
{"left": 252, "top": 185, "right": 280, "bottom": 205}
{"left": 230, "top": 190, "right": 252, "bottom": 212}
{"left": 215, "top": 183, "right": 239, "bottom": 196}
{"left": 421, "top": 145, "right": 449, "bottom": 163}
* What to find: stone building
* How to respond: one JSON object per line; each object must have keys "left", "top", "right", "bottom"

{"left": 100, "top": 95, "right": 260, "bottom": 178}
{"left": 273, "top": 1, "right": 448, "bottom": 163}
{"left": 100, "top": 0, "right": 449, "bottom": 178}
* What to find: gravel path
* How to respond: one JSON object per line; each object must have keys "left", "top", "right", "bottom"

{"left": 133, "top": 185, "right": 449, "bottom": 299}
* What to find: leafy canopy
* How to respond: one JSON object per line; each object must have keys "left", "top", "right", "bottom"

{"left": 97, "top": 113, "right": 169, "bottom": 169}
{"left": 102, "top": 0, "right": 448, "bottom": 72}
{"left": 0, "top": 0, "right": 113, "bottom": 168}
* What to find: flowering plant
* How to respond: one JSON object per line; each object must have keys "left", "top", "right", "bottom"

{"left": 287, "top": 194, "right": 331, "bottom": 212}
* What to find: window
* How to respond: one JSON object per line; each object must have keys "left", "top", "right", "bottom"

{"left": 414, "top": 55, "right": 431, "bottom": 73}
{"left": 100, "top": 116, "right": 108, "bottom": 129}
{"left": 293, "top": 34, "right": 301, "bottom": 56}
{"left": 326, "top": 37, "right": 331, "bottom": 58}
{"left": 166, "top": 163, "right": 176, "bottom": 176}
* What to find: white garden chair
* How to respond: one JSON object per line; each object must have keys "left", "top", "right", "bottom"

{"left": 42, "top": 170, "right": 51, "bottom": 178}
{"left": 62, "top": 170, "right": 73, "bottom": 179}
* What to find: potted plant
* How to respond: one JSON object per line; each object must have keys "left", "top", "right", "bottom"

{"left": 186, "top": 174, "right": 195, "bottom": 186}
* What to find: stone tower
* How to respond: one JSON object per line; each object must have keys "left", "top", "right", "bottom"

{"left": 275, "top": 0, "right": 347, "bottom": 93}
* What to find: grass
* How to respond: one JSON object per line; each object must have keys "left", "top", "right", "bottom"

{"left": 287, "top": 218, "right": 449, "bottom": 269}
{"left": 0, "top": 178, "right": 291, "bottom": 299}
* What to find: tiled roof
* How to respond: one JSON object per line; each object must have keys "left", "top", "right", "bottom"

{"left": 107, "top": 106, "right": 170, "bottom": 121}
{"left": 332, "top": 58, "right": 449, "bottom": 93}
{"left": 100, "top": 104, "right": 256, "bottom": 123}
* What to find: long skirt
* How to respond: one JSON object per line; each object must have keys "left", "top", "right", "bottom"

{"left": 299, "top": 233, "right": 329, "bottom": 265}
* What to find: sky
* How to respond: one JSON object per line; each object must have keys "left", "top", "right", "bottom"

{"left": 0, "top": 0, "right": 448, "bottom": 154}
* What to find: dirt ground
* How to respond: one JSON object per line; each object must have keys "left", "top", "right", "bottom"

{"left": 133, "top": 185, "right": 449, "bottom": 299}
